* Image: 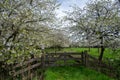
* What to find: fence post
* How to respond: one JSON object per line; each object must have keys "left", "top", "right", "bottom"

{"left": 81, "top": 51, "right": 87, "bottom": 66}
{"left": 81, "top": 52, "right": 84, "bottom": 65}
{"left": 40, "top": 50, "right": 45, "bottom": 80}
{"left": 64, "top": 52, "right": 66, "bottom": 66}
{"left": 84, "top": 51, "right": 88, "bottom": 67}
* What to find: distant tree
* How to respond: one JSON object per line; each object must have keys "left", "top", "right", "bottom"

{"left": 48, "top": 29, "right": 70, "bottom": 48}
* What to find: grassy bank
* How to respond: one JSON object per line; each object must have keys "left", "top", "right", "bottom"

{"left": 45, "top": 66, "right": 114, "bottom": 80}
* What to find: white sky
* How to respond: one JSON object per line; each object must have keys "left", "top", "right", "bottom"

{"left": 56, "top": 0, "right": 89, "bottom": 18}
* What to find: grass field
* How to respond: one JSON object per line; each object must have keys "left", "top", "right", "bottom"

{"left": 45, "top": 47, "right": 120, "bottom": 59}
{"left": 45, "top": 66, "right": 114, "bottom": 80}
{"left": 44, "top": 47, "right": 119, "bottom": 80}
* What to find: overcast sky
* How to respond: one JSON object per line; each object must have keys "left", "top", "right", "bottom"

{"left": 56, "top": 0, "right": 89, "bottom": 18}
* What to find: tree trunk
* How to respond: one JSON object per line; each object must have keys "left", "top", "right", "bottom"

{"left": 98, "top": 36, "right": 105, "bottom": 61}
{"left": 88, "top": 41, "right": 90, "bottom": 52}
{"left": 99, "top": 46, "right": 105, "bottom": 61}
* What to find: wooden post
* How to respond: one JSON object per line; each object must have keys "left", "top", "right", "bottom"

{"left": 84, "top": 51, "right": 88, "bottom": 67}
{"left": 81, "top": 51, "right": 86, "bottom": 66}
{"left": 81, "top": 52, "right": 84, "bottom": 65}
{"left": 41, "top": 50, "right": 45, "bottom": 80}
{"left": 28, "top": 64, "right": 31, "bottom": 80}
{"left": 84, "top": 52, "right": 87, "bottom": 66}
{"left": 40, "top": 44, "right": 45, "bottom": 80}
{"left": 64, "top": 52, "right": 66, "bottom": 66}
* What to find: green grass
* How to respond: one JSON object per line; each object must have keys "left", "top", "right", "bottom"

{"left": 45, "top": 47, "right": 120, "bottom": 59}
{"left": 43, "top": 48, "right": 119, "bottom": 80}
{"left": 45, "top": 66, "right": 114, "bottom": 80}
{"left": 60, "top": 48, "right": 115, "bottom": 58}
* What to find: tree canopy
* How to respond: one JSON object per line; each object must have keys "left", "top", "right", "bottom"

{"left": 0, "top": 0, "right": 61, "bottom": 63}
{"left": 65, "top": 0, "right": 120, "bottom": 61}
